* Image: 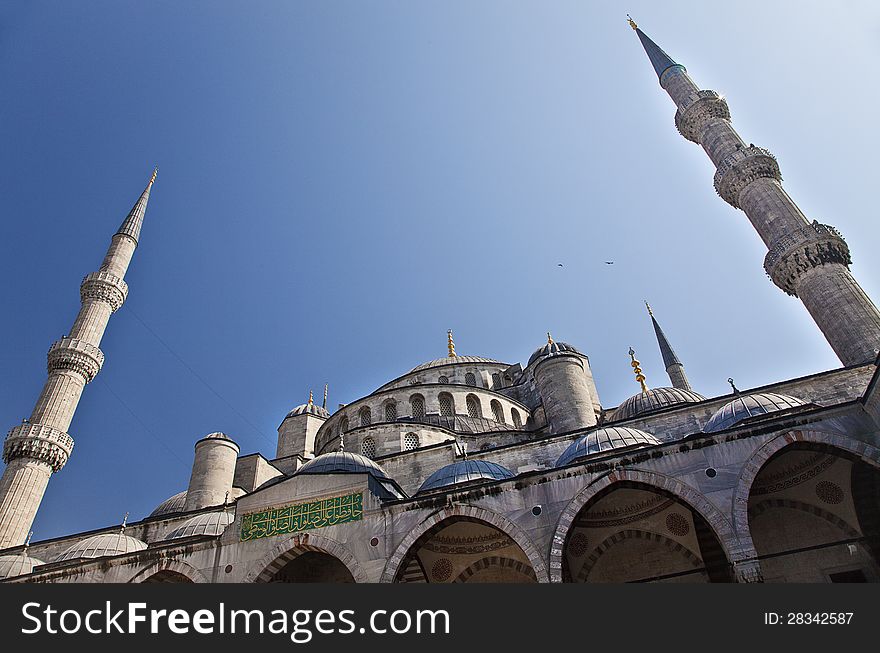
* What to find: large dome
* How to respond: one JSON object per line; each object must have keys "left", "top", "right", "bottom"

{"left": 295, "top": 451, "right": 391, "bottom": 480}
{"left": 614, "top": 387, "right": 706, "bottom": 420}
{"left": 0, "top": 553, "right": 44, "bottom": 580}
{"left": 164, "top": 511, "right": 233, "bottom": 540}
{"left": 556, "top": 426, "right": 662, "bottom": 467}
{"left": 56, "top": 532, "right": 147, "bottom": 562}
{"left": 409, "top": 355, "right": 503, "bottom": 373}
{"left": 702, "top": 393, "right": 807, "bottom": 433}
{"left": 417, "top": 459, "right": 514, "bottom": 494}
{"left": 528, "top": 340, "right": 582, "bottom": 367}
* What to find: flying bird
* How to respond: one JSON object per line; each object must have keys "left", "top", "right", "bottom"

{"left": 557, "top": 263, "right": 564, "bottom": 267}
{"left": 604, "top": 261, "right": 614, "bottom": 265}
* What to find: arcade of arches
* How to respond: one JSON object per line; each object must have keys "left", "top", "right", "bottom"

{"left": 268, "top": 552, "right": 356, "bottom": 583}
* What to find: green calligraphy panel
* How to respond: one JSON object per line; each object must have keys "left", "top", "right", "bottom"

{"left": 240, "top": 492, "right": 363, "bottom": 542}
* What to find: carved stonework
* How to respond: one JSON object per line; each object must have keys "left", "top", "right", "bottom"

{"left": 3, "top": 423, "right": 74, "bottom": 472}
{"left": 46, "top": 338, "right": 104, "bottom": 383}
{"left": 674, "top": 90, "right": 731, "bottom": 143}
{"left": 80, "top": 271, "right": 128, "bottom": 312}
{"left": 713, "top": 146, "right": 781, "bottom": 208}
{"left": 733, "top": 559, "right": 764, "bottom": 583}
{"left": 764, "top": 222, "right": 851, "bottom": 296}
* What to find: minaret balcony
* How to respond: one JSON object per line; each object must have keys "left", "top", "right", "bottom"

{"left": 713, "top": 146, "right": 781, "bottom": 208}
{"left": 80, "top": 271, "right": 128, "bottom": 312}
{"left": 764, "top": 221, "right": 852, "bottom": 296}
{"left": 3, "top": 423, "right": 74, "bottom": 472}
{"left": 46, "top": 338, "right": 104, "bottom": 382}
{"left": 674, "top": 90, "right": 730, "bottom": 143}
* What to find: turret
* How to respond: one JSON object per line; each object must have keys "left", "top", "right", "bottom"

{"left": 184, "top": 432, "right": 240, "bottom": 511}
{"left": 629, "top": 18, "right": 880, "bottom": 366}
{"left": 276, "top": 390, "right": 330, "bottom": 463}
{"left": 530, "top": 334, "right": 599, "bottom": 434}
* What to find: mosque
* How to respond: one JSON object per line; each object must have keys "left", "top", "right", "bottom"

{"left": 2, "top": 21, "right": 880, "bottom": 583}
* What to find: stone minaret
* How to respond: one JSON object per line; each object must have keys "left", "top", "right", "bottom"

{"left": 0, "top": 170, "right": 157, "bottom": 549}
{"left": 630, "top": 19, "right": 880, "bottom": 366}
{"left": 645, "top": 302, "right": 692, "bottom": 391}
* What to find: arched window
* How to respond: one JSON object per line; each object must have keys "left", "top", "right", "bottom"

{"left": 438, "top": 375, "right": 449, "bottom": 384}
{"left": 384, "top": 401, "right": 397, "bottom": 422}
{"left": 410, "top": 394, "right": 425, "bottom": 419}
{"left": 361, "top": 436, "right": 375, "bottom": 459}
{"left": 359, "top": 407, "right": 372, "bottom": 427}
{"left": 465, "top": 372, "right": 477, "bottom": 387}
{"left": 466, "top": 394, "right": 482, "bottom": 419}
{"left": 491, "top": 399, "right": 505, "bottom": 424}
{"left": 339, "top": 417, "right": 349, "bottom": 434}
{"left": 403, "top": 432, "right": 420, "bottom": 451}
{"left": 439, "top": 392, "right": 454, "bottom": 417}
{"left": 492, "top": 373, "right": 501, "bottom": 389}
{"left": 511, "top": 408, "right": 522, "bottom": 428}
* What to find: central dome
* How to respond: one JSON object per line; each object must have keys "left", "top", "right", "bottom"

{"left": 409, "top": 355, "right": 503, "bottom": 373}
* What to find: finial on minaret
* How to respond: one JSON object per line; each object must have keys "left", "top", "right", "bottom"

{"left": 629, "top": 347, "right": 649, "bottom": 394}
{"left": 645, "top": 301, "right": 654, "bottom": 317}
{"left": 149, "top": 167, "right": 158, "bottom": 185}
{"left": 116, "top": 168, "right": 159, "bottom": 245}
{"left": 627, "top": 14, "right": 638, "bottom": 30}
{"left": 322, "top": 383, "right": 328, "bottom": 410}
{"left": 447, "top": 330, "right": 457, "bottom": 358}
{"left": 307, "top": 390, "right": 314, "bottom": 406}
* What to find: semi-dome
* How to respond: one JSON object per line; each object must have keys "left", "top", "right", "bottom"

{"left": 614, "top": 386, "right": 706, "bottom": 420}
{"left": 55, "top": 532, "right": 147, "bottom": 562}
{"left": 165, "top": 511, "right": 233, "bottom": 540}
{"left": 0, "top": 553, "right": 44, "bottom": 579}
{"left": 702, "top": 393, "right": 807, "bottom": 433}
{"left": 294, "top": 451, "right": 391, "bottom": 480}
{"left": 556, "top": 426, "right": 662, "bottom": 467}
{"left": 417, "top": 459, "right": 514, "bottom": 494}
{"left": 150, "top": 490, "right": 188, "bottom": 517}
{"left": 528, "top": 339, "right": 582, "bottom": 367}
{"left": 409, "top": 355, "right": 503, "bottom": 374}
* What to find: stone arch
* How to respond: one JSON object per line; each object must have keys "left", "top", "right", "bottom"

{"left": 732, "top": 429, "right": 880, "bottom": 552}
{"left": 575, "top": 529, "right": 703, "bottom": 582}
{"left": 748, "top": 498, "right": 860, "bottom": 538}
{"left": 127, "top": 559, "right": 209, "bottom": 584}
{"left": 381, "top": 505, "right": 548, "bottom": 582}
{"left": 550, "top": 469, "right": 744, "bottom": 583}
{"left": 453, "top": 556, "right": 537, "bottom": 583}
{"left": 243, "top": 533, "right": 368, "bottom": 583}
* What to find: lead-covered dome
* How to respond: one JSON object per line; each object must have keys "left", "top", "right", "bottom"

{"left": 614, "top": 387, "right": 706, "bottom": 420}
{"left": 702, "top": 393, "right": 807, "bottom": 433}
{"left": 409, "top": 355, "right": 503, "bottom": 373}
{"left": 165, "top": 511, "right": 233, "bottom": 540}
{"left": 286, "top": 403, "right": 330, "bottom": 419}
{"left": 294, "top": 451, "right": 391, "bottom": 480}
{"left": 556, "top": 426, "right": 662, "bottom": 467}
{"left": 0, "top": 553, "right": 44, "bottom": 579}
{"left": 150, "top": 490, "right": 188, "bottom": 517}
{"left": 528, "top": 339, "right": 582, "bottom": 367}
{"left": 417, "top": 459, "right": 514, "bottom": 494}
{"left": 56, "top": 532, "right": 147, "bottom": 562}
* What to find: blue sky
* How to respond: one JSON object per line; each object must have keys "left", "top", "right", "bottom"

{"left": 2, "top": 1, "right": 879, "bottom": 540}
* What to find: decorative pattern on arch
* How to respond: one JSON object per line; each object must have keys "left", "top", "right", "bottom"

{"left": 575, "top": 529, "right": 702, "bottom": 582}
{"left": 748, "top": 498, "right": 860, "bottom": 538}
{"left": 127, "top": 559, "right": 209, "bottom": 584}
{"left": 244, "top": 533, "right": 368, "bottom": 583}
{"left": 732, "top": 429, "right": 880, "bottom": 551}
{"left": 550, "top": 469, "right": 745, "bottom": 583}
{"left": 453, "top": 556, "right": 537, "bottom": 583}
{"left": 380, "top": 505, "right": 548, "bottom": 583}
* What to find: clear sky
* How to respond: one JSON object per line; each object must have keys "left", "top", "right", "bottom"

{"left": 2, "top": 1, "right": 879, "bottom": 541}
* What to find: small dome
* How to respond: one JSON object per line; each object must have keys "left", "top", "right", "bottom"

{"left": 150, "top": 490, "right": 187, "bottom": 517}
{"left": 703, "top": 393, "right": 807, "bottom": 433}
{"left": 286, "top": 403, "right": 330, "bottom": 419}
{"left": 56, "top": 532, "right": 147, "bottom": 562}
{"left": 165, "top": 511, "right": 233, "bottom": 540}
{"left": 409, "top": 355, "right": 503, "bottom": 373}
{"left": 614, "top": 386, "right": 706, "bottom": 420}
{"left": 528, "top": 340, "right": 582, "bottom": 367}
{"left": 556, "top": 426, "right": 662, "bottom": 467}
{"left": 0, "top": 553, "right": 44, "bottom": 580}
{"left": 295, "top": 451, "right": 391, "bottom": 480}
{"left": 201, "top": 431, "right": 231, "bottom": 440}
{"left": 417, "top": 459, "right": 514, "bottom": 494}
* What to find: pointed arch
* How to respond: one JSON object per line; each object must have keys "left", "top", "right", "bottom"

{"left": 243, "top": 533, "right": 368, "bottom": 583}
{"left": 126, "top": 559, "right": 209, "bottom": 584}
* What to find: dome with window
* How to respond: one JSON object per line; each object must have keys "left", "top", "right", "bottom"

{"left": 702, "top": 393, "right": 807, "bottom": 433}
{"left": 614, "top": 386, "right": 706, "bottom": 420}
{"left": 294, "top": 451, "right": 391, "bottom": 480}
{"left": 417, "top": 459, "right": 514, "bottom": 494}
{"left": 556, "top": 427, "right": 662, "bottom": 467}
{"left": 56, "top": 532, "right": 147, "bottom": 562}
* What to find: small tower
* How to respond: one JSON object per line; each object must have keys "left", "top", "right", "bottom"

{"left": 0, "top": 170, "right": 157, "bottom": 550}
{"left": 276, "top": 390, "right": 330, "bottom": 464}
{"left": 530, "top": 333, "right": 599, "bottom": 434}
{"left": 646, "top": 302, "right": 692, "bottom": 391}
{"left": 629, "top": 19, "right": 880, "bottom": 366}
{"left": 184, "top": 432, "right": 240, "bottom": 512}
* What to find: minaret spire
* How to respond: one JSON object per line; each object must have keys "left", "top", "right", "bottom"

{"left": 631, "top": 24, "right": 880, "bottom": 366}
{"left": 0, "top": 170, "right": 157, "bottom": 549}
{"left": 645, "top": 302, "right": 693, "bottom": 391}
